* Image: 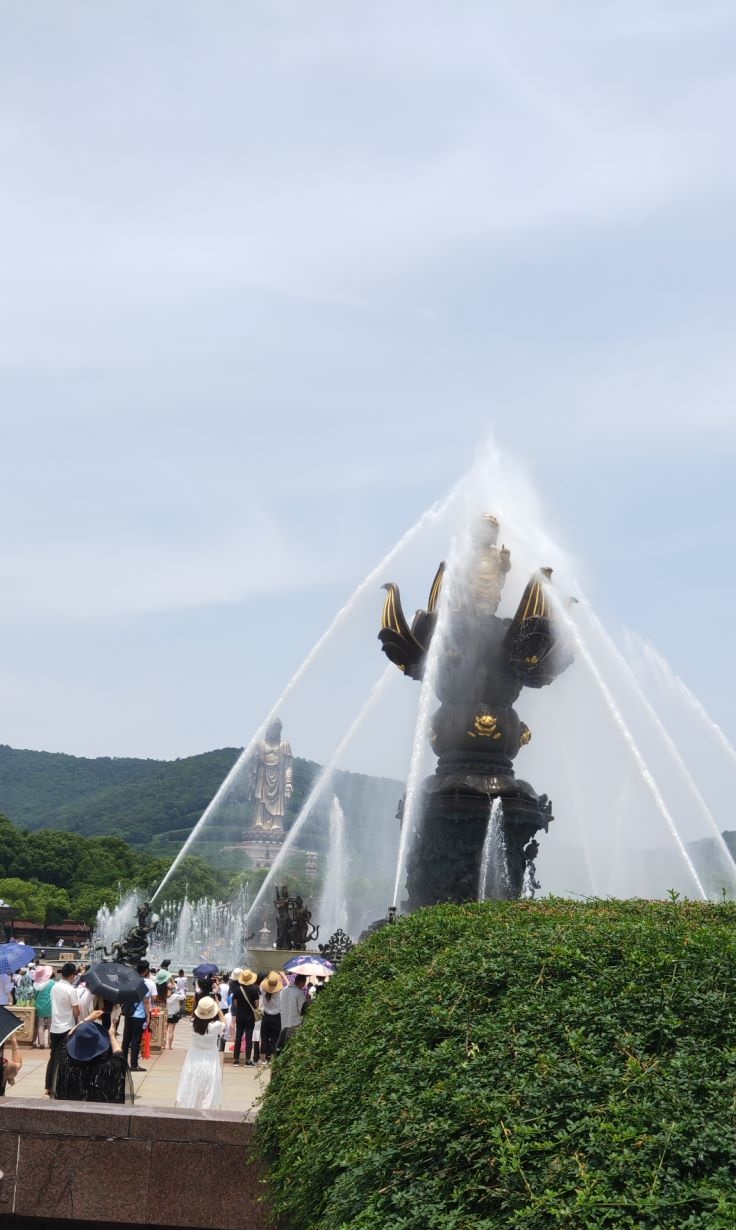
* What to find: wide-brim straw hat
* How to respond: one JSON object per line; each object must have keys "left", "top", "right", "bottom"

{"left": 260, "top": 971, "right": 283, "bottom": 994}
{"left": 194, "top": 995, "right": 218, "bottom": 1019}
{"left": 238, "top": 969, "right": 257, "bottom": 986}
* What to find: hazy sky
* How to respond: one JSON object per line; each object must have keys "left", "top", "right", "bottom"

{"left": 2, "top": 2, "right": 735, "bottom": 767}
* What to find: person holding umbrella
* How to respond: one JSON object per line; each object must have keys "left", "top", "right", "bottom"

{"left": 192, "top": 962, "right": 218, "bottom": 1006}
{"left": 0, "top": 1007, "right": 24, "bottom": 1095}
{"left": 83, "top": 961, "right": 150, "bottom": 1072}
{"left": 120, "top": 962, "right": 152, "bottom": 1073}
{"left": 0, "top": 942, "right": 36, "bottom": 1007}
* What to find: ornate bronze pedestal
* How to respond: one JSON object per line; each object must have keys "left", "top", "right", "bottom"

{"left": 379, "top": 515, "right": 572, "bottom": 908}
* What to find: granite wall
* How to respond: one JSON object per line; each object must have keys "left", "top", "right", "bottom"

{"left": 0, "top": 1100, "right": 271, "bottom": 1228}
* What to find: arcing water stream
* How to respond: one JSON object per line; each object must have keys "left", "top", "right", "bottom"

{"left": 244, "top": 666, "right": 394, "bottom": 930}
{"left": 105, "top": 442, "right": 735, "bottom": 967}
{"left": 581, "top": 607, "right": 736, "bottom": 892}
{"left": 319, "top": 795, "right": 348, "bottom": 939}
{"left": 568, "top": 620, "right": 707, "bottom": 900}
{"left": 636, "top": 636, "right": 736, "bottom": 771}
{"left": 478, "top": 798, "right": 508, "bottom": 901}
{"left": 151, "top": 487, "right": 460, "bottom": 904}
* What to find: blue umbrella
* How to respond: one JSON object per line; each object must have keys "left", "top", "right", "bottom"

{"left": 192, "top": 962, "right": 218, "bottom": 979}
{"left": 283, "top": 955, "right": 335, "bottom": 975}
{"left": 0, "top": 942, "right": 36, "bottom": 975}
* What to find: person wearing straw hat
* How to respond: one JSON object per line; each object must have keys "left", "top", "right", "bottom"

{"left": 175, "top": 995, "right": 225, "bottom": 1110}
{"left": 258, "top": 971, "right": 283, "bottom": 1063}
{"left": 230, "top": 969, "right": 260, "bottom": 1066}
{"left": 159, "top": 970, "right": 186, "bottom": 1050}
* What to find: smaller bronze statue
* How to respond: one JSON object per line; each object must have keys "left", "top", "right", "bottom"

{"left": 291, "top": 896, "right": 311, "bottom": 949}
{"left": 523, "top": 839, "right": 541, "bottom": 899}
{"left": 273, "top": 884, "right": 320, "bottom": 949}
{"left": 275, "top": 885, "right": 291, "bottom": 949}
{"left": 94, "top": 900, "right": 159, "bottom": 968}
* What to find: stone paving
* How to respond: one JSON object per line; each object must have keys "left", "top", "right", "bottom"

{"left": 6, "top": 1019, "right": 269, "bottom": 1113}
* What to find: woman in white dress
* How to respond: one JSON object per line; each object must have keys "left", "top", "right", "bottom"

{"left": 175, "top": 996, "right": 224, "bottom": 1110}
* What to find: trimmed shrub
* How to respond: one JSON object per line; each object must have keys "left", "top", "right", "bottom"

{"left": 257, "top": 898, "right": 736, "bottom": 1230}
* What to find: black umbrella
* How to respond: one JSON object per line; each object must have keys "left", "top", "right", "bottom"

{"left": 84, "top": 962, "right": 148, "bottom": 1007}
{"left": 0, "top": 1004, "right": 24, "bottom": 1048}
{"left": 192, "top": 962, "right": 218, "bottom": 979}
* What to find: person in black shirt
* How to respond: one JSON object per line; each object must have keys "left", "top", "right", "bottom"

{"left": 230, "top": 969, "right": 260, "bottom": 1065}
{"left": 54, "top": 1017, "right": 133, "bottom": 1103}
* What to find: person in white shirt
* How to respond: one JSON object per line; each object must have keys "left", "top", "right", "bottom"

{"left": 259, "top": 971, "right": 283, "bottom": 1063}
{"left": 0, "top": 972, "right": 12, "bottom": 1006}
{"left": 44, "top": 962, "right": 80, "bottom": 1097}
{"left": 276, "top": 974, "right": 308, "bottom": 1052}
{"left": 165, "top": 983, "right": 187, "bottom": 1051}
{"left": 77, "top": 980, "right": 95, "bottom": 1021}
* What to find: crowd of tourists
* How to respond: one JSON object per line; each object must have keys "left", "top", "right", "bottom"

{"left": 0, "top": 956, "right": 322, "bottom": 1110}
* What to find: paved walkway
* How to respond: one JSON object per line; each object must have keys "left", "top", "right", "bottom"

{"left": 6, "top": 1020, "right": 269, "bottom": 1113}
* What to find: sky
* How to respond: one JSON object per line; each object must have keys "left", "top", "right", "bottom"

{"left": 1, "top": 1, "right": 735, "bottom": 769}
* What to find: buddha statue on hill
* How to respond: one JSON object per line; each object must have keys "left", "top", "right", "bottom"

{"left": 250, "top": 718, "right": 294, "bottom": 832}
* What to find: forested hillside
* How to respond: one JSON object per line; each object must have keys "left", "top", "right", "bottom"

{"left": 0, "top": 744, "right": 402, "bottom": 864}
{"left": 0, "top": 812, "right": 226, "bottom": 925}
{"left": 0, "top": 744, "right": 162, "bottom": 826}
{"left": 0, "top": 744, "right": 241, "bottom": 851}
{"left": 0, "top": 743, "right": 402, "bottom": 936}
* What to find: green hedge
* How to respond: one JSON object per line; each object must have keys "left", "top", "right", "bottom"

{"left": 257, "top": 899, "right": 736, "bottom": 1230}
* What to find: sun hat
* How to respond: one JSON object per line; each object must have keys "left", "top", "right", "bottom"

{"left": 33, "top": 965, "right": 53, "bottom": 983}
{"left": 230, "top": 967, "right": 242, "bottom": 981}
{"left": 261, "top": 971, "right": 283, "bottom": 994}
{"left": 238, "top": 969, "right": 257, "bottom": 986}
{"left": 66, "top": 1022, "right": 111, "bottom": 1063}
{"left": 193, "top": 995, "right": 218, "bottom": 1020}
{"left": 155, "top": 969, "right": 172, "bottom": 986}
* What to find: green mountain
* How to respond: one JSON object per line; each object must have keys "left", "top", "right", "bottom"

{"left": 0, "top": 743, "right": 241, "bottom": 851}
{"left": 0, "top": 744, "right": 403, "bottom": 869}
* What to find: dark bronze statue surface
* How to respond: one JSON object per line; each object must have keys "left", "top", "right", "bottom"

{"left": 380, "top": 514, "right": 573, "bottom": 907}
{"left": 94, "top": 900, "right": 159, "bottom": 967}
{"left": 318, "top": 928, "right": 354, "bottom": 967}
{"left": 273, "top": 884, "right": 319, "bottom": 950}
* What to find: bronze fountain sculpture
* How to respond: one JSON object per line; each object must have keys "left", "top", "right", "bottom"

{"left": 379, "top": 514, "right": 573, "bottom": 907}
{"left": 93, "top": 900, "right": 159, "bottom": 966}
{"left": 274, "top": 884, "right": 320, "bottom": 949}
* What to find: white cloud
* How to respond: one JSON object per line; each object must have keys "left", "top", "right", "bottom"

{"left": 1, "top": 3, "right": 735, "bottom": 751}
